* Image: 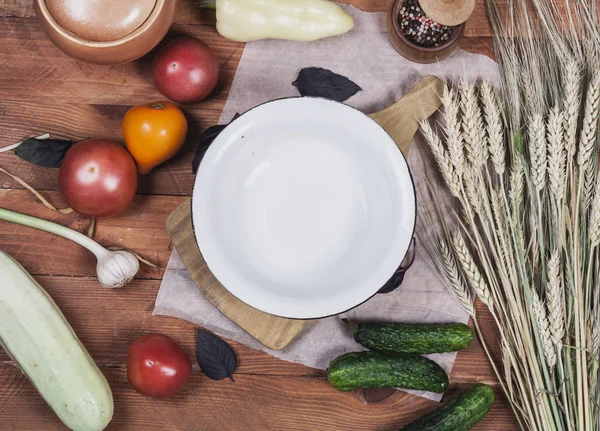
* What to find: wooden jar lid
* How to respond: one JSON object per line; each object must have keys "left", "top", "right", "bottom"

{"left": 45, "top": 0, "right": 157, "bottom": 42}
{"left": 419, "top": 0, "right": 476, "bottom": 27}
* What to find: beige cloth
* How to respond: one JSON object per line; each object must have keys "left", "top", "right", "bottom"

{"left": 154, "top": 5, "right": 500, "bottom": 401}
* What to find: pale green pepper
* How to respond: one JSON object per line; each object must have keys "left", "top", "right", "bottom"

{"left": 198, "top": 0, "right": 354, "bottom": 42}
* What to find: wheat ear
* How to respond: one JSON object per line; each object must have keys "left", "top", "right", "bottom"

{"left": 481, "top": 81, "right": 506, "bottom": 176}
{"left": 521, "top": 67, "right": 538, "bottom": 119}
{"left": 451, "top": 232, "right": 493, "bottom": 307}
{"left": 529, "top": 112, "right": 548, "bottom": 191}
{"left": 563, "top": 59, "right": 581, "bottom": 168}
{"left": 578, "top": 73, "right": 600, "bottom": 211}
{"left": 547, "top": 106, "right": 566, "bottom": 200}
{"left": 439, "top": 237, "right": 475, "bottom": 317}
{"left": 532, "top": 290, "right": 557, "bottom": 369}
{"left": 491, "top": 188, "right": 509, "bottom": 255}
{"left": 577, "top": 72, "right": 600, "bottom": 168}
{"left": 584, "top": 161, "right": 597, "bottom": 211}
{"left": 546, "top": 249, "right": 564, "bottom": 350}
{"left": 592, "top": 322, "right": 600, "bottom": 358}
{"left": 420, "top": 120, "right": 461, "bottom": 198}
{"left": 464, "top": 169, "right": 484, "bottom": 215}
{"left": 460, "top": 83, "right": 488, "bottom": 170}
{"left": 509, "top": 156, "right": 525, "bottom": 211}
{"left": 589, "top": 176, "right": 600, "bottom": 247}
{"left": 442, "top": 84, "right": 466, "bottom": 178}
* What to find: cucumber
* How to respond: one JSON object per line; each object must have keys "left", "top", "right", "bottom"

{"left": 353, "top": 322, "right": 473, "bottom": 354}
{"left": 327, "top": 351, "right": 449, "bottom": 393}
{"left": 401, "top": 384, "right": 495, "bottom": 431}
{"left": 0, "top": 251, "right": 113, "bottom": 431}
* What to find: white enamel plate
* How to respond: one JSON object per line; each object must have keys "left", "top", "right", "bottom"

{"left": 192, "top": 98, "right": 416, "bottom": 319}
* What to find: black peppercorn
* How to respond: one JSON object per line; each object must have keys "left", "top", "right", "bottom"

{"left": 398, "top": 0, "right": 454, "bottom": 48}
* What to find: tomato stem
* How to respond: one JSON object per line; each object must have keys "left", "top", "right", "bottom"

{"left": 149, "top": 103, "right": 165, "bottom": 110}
{"left": 196, "top": 0, "right": 216, "bottom": 9}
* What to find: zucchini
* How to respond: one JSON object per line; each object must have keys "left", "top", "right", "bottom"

{"left": 401, "top": 384, "right": 495, "bottom": 431}
{"left": 0, "top": 251, "right": 113, "bottom": 431}
{"left": 354, "top": 322, "right": 473, "bottom": 354}
{"left": 327, "top": 351, "right": 448, "bottom": 393}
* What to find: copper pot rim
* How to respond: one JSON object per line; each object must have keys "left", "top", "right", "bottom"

{"left": 390, "top": 0, "right": 464, "bottom": 53}
{"left": 36, "top": 0, "right": 168, "bottom": 47}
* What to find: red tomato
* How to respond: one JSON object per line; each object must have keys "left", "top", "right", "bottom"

{"left": 58, "top": 139, "right": 137, "bottom": 218}
{"left": 127, "top": 334, "right": 192, "bottom": 398}
{"left": 152, "top": 36, "right": 219, "bottom": 103}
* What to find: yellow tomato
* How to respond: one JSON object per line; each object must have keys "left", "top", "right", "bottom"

{"left": 122, "top": 101, "right": 188, "bottom": 175}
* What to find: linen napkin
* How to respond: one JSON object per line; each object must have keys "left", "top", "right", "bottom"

{"left": 154, "top": 5, "right": 500, "bottom": 401}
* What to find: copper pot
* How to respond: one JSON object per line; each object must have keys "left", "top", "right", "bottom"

{"left": 35, "top": 0, "right": 176, "bottom": 65}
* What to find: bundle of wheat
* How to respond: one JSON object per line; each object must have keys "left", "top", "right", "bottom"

{"left": 418, "top": 1, "right": 600, "bottom": 430}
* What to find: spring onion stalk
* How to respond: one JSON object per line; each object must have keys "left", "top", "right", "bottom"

{"left": 0, "top": 208, "right": 139, "bottom": 288}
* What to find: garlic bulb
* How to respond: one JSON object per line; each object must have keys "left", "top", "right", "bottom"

{"left": 96, "top": 250, "right": 140, "bottom": 288}
{"left": 0, "top": 208, "right": 140, "bottom": 288}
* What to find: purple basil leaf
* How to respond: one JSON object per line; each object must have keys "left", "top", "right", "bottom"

{"left": 196, "top": 329, "right": 237, "bottom": 381}
{"left": 292, "top": 67, "right": 361, "bottom": 102}
{"left": 15, "top": 138, "right": 76, "bottom": 168}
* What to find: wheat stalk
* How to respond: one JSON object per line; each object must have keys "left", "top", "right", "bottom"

{"left": 501, "top": 337, "right": 514, "bottom": 397}
{"left": 442, "top": 84, "right": 466, "bottom": 178}
{"left": 481, "top": 81, "right": 506, "bottom": 176}
{"left": 460, "top": 83, "right": 488, "bottom": 170}
{"left": 529, "top": 112, "right": 548, "bottom": 191}
{"left": 420, "top": 120, "right": 461, "bottom": 198}
{"left": 451, "top": 232, "right": 493, "bottom": 308}
{"left": 546, "top": 249, "right": 565, "bottom": 349}
{"left": 547, "top": 106, "right": 566, "bottom": 200}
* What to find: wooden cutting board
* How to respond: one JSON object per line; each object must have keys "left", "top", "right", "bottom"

{"left": 166, "top": 76, "right": 443, "bottom": 350}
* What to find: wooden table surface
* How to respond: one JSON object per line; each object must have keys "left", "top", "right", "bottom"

{"left": 0, "top": 1, "right": 518, "bottom": 429}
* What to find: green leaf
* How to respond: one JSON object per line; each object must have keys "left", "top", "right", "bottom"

{"left": 513, "top": 131, "right": 523, "bottom": 154}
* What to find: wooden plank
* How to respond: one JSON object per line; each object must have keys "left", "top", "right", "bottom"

{"left": 0, "top": 189, "right": 185, "bottom": 279}
{"left": 0, "top": 274, "right": 509, "bottom": 427}
{"left": 0, "top": 275, "right": 501, "bottom": 383}
{"left": 0, "top": 276, "right": 317, "bottom": 375}
{"left": 0, "top": 17, "right": 492, "bottom": 108}
{"left": 0, "top": 101, "right": 217, "bottom": 195}
{"left": 0, "top": 19, "right": 242, "bottom": 107}
{"left": 1, "top": 0, "right": 495, "bottom": 36}
{"left": 0, "top": 363, "right": 516, "bottom": 430}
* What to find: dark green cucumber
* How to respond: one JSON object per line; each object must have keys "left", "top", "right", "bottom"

{"left": 353, "top": 323, "right": 473, "bottom": 354}
{"left": 401, "top": 384, "right": 495, "bottom": 431}
{"left": 327, "top": 351, "right": 449, "bottom": 393}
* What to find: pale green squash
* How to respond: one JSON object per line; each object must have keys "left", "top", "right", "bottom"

{"left": 0, "top": 250, "right": 113, "bottom": 430}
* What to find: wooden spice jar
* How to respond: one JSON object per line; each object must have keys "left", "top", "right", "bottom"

{"left": 35, "top": 0, "right": 176, "bottom": 65}
{"left": 387, "top": 0, "right": 475, "bottom": 64}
